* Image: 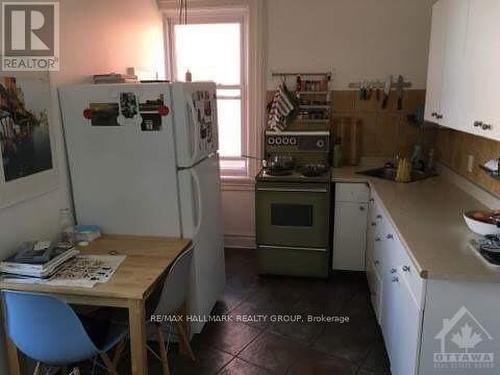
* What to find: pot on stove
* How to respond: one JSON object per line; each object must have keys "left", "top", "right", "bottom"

{"left": 262, "top": 155, "right": 295, "bottom": 172}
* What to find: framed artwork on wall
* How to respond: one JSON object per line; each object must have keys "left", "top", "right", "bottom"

{"left": 0, "top": 72, "right": 59, "bottom": 208}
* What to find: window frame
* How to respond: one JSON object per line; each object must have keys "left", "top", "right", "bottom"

{"left": 164, "top": 9, "right": 249, "bottom": 177}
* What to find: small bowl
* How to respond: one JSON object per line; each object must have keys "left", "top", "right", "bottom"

{"left": 463, "top": 211, "right": 500, "bottom": 236}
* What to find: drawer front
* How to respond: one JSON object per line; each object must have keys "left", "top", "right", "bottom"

{"left": 384, "top": 226, "right": 424, "bottom": 308}
{"left": 335, "top": 182, "right": 370, "bottom": 203}
{"left": 399, "top": 251, "right": 424, "bottom": 308}
{"left": 257, "top": 245, "right": 329, "bottom": 278}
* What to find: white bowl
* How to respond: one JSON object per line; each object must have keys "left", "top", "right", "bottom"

{"left": 463, "top": 213, "right": 500, "bottom": 236}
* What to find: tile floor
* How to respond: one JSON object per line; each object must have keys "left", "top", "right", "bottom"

{"left": 164, "top": 248, "right": 391, "bottom": 375}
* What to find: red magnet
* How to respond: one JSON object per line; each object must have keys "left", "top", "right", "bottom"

{"left": 83, "top": 108, "right": 93, "bottom": 119}
{"left": 158, "top": 105, "right": 170, "bottom": 116}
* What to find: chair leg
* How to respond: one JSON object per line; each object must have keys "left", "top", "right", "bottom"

{"left": 156, "top": 325, "right": 171, "bottom": 375}
{"left": 33, "top": 362, "right": 41, "bottom": 375}
{"left": 175, "top": 320, "right": 196, "bottom": 362}
{"left": 112, "top": 337, "right": 127, "bottom": 368}
{"left": 100, "top": 353, "right": 118, "bottom": 375}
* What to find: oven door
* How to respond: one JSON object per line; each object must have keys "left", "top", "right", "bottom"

{"left": 255, "top": 181, "right": 330, "bottom": 248}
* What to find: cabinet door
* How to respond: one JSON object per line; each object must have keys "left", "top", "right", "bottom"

{"left": 465, "top": 0, "right": 500, "bottom": 140}
{"left": 366, "top": 199, "right": 376, "bottom": 270}
{"left": 439, "top": 0, "right": 471, "bottom": 129}
{"left": 391, "top": 277, "right": 422, "bottom": 375}
{"left": 424, "top": 0, "right": 448, "bottom": 122}
{"left": 367, "top": 260, "right": 383, "bottom": 325}
{"left": 381, "top": 264, "right": 400, "bottom": 363}
{"left": 333, "top": 202, "right": 368, "bottom": 271}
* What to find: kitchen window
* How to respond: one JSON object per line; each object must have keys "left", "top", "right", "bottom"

{"left": 165, "top": 11, "right": 249, "bottom": 177}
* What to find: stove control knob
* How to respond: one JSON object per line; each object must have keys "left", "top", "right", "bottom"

{"left": 267, "top": 137, "right": 275, "bottom": 145}
{"left": 316, "top": 139, "right": 325, "bottom": 148}
{"left": 275, "top": 137, "right": 282, "bottom": 145}
{"left": 290, "top": 137, "right": 297, "bottom": 145}
{"left": 282, "top": 137, "right": 290, "bottom": 145}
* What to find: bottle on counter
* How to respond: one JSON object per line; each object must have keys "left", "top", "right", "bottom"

{"left": 58, "top": 208, "right": 75, "bottom": 246}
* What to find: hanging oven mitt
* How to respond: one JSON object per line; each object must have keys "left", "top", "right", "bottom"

{"left": 267, "top": 82, "right": 297, "bottom": 131}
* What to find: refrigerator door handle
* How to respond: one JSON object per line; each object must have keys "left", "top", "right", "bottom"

{"left": 191, "top": 168, "right": 203, "bottom": 236}
{"left": 186, "top": 94, "right": 200, "bottom": 166}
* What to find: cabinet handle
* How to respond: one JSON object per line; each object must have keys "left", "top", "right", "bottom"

{"left": 369, "top": 198, "right": 374, "bottom": 203}
{"left": 474, "top": 121, "right": 483, "bottom": 127}
{"left": 482, "top": 123, "right": 493, "bottom": 130}
{"left": 436, "top": 114, "right": 443, "bottom": 119}
{"left": 386, "top": 234, "right": 394, "bottom": 240}
{"left": 390, "top": 268, "right": 397, "bottom": 273}
{"left": 376, "top": 214, "right": 382, "bottom": 219}
{"left": 431, "top": 112, "right": 437, "bottom": 117}
{"left": 402, "top": 265, "right": 410, "bottom": 272}
{"left": 375, "top": 237, "right": 381, "bottom": 242}
{"left": 392, "top": 276, "right": 399, "bottom": 283}
{"left": 371, "top": 222, "right": 377, "bottom": 226}
{"left": 359, "top": 206, "right": 365, "bottom": 211}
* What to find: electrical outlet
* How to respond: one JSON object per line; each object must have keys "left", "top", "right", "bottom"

{"left": 467, "top": 154, "right": 474, "bottom": 173}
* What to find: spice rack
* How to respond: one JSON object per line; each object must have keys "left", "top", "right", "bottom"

{"left": 271, "top": 72, "right": 332, "bottom": 130}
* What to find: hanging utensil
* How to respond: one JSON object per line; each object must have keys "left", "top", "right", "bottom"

{"left": 396, "top": 75, "right": 404, "bottom": 111}
{"left": 382, "top": 75, "right": 392, "bottom": 109}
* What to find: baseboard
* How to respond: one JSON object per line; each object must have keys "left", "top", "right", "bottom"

{"left": 224, "top": 233, "right": 256, "bottom": 249}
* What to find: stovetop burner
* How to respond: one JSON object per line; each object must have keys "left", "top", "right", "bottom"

{"left": 470, "top": 235, "right": 500, "bottom": 266}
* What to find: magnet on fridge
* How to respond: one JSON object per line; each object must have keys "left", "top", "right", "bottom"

{"left": 83, "top": 108, "right": 93, "bottom": 119}
{"left": 158, "top": 105, "right": 170, "bottom": 116}
{"left": 117, "top": 92, "right": 142, "bottom": 126}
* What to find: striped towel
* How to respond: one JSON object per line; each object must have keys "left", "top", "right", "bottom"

{"left": 268, "top": 83, "right": 296, "bottom": 131}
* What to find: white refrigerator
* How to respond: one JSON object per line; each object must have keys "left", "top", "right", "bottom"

{"left": 59, "top": 82, "right": 225, "bottom": 333}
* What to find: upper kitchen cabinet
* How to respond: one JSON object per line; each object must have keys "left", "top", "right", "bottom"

{"left": 425, "top": 0, "right": 500, "bottom": 141}
{"left": 424, "top": 0, "right": 448, "bottom": 124}
{"left": 465, "top": 0, "right": 500, "bottom": 140}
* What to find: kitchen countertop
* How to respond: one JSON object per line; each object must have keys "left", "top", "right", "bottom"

{"left": 332, "top": 166, "right": 500, "bottom": 283}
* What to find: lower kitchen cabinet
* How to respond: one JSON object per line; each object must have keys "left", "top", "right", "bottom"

{"left": 366, "top": 258, "right": 383, "bottom": 323}
{"left": 392, "top": 276, "right": 423, "bottom": 375}
{"left": 332, "top": 183, "right": 369, "bottom": 271}
{"left": 366, "top": 194, "right": 425, "bottom": 375}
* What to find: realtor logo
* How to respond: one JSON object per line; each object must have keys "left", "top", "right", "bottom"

{"left": 1, "top": 2, "right": 59, "bottom": 71}
{"left": 434, "top": 306, "right": 494, "bottom": 369}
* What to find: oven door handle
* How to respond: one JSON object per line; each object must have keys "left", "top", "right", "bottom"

{"left": 258, "top": 245, "right": 327, "bottom": 252}
{"left": 256, "top": 187, "right": 328, "bottom": 193}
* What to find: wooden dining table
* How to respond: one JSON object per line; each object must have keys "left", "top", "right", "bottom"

{"left": 0, "top": 235, "right": 192, "bottom": 375}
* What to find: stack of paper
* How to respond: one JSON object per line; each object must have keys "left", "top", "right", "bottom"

{"left": 0, "top": 243, "right": 79, "bottom": 279}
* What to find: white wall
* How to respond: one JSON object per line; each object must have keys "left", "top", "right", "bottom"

{"left": 0, "top": 1, "right": 164, "bottom": 373}
{"left": 266, "top": 0, "right": 434, "bottom": 89}
{"left": 222, "top": 186, "right": 256, "bottom": 248}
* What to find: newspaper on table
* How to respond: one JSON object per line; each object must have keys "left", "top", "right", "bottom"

{"left": 2, "top": 255, "right": 127, "bottom": 288}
